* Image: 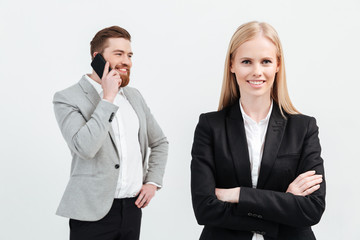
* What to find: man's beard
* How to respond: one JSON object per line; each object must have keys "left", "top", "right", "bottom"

{"left": 115, "top": 65, "right": 130, "bottom": 87}
{"left": 119, "top": 71, "right": 130, "bottom": 87}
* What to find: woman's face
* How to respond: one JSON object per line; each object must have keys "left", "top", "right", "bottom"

{"left": 230, "top": 34, "right": 279, "bottom": 100}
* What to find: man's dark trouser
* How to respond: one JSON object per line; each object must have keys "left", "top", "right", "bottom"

{"left": 69, "top": 197, "right": 142, "bottom": 240}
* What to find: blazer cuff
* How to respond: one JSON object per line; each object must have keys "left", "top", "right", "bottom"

{"left": 96, "top": 100, "right": 119, "bottom": 123}
{"left": 145, "top": 182, "right": 162, "bottom": 189}
{"left": 237, "top": 187, "right": 259, "bottom": 216}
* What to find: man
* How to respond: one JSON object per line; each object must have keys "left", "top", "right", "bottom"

{"left": 53, "top": 26, "right": 168, "bottom": 240}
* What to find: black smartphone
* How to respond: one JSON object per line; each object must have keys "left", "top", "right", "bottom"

{"left": 91, "top": 54, "right": 111, "bottom": 79}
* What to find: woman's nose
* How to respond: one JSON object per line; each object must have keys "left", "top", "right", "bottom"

{"left": 252, "top": 64, "right": 262, "bottom": 78}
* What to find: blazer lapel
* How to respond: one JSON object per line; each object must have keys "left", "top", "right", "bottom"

{"left": 123, "top": 87, "right": 143, "bottom": 128}
{"left": 78, "top": 77, "right": 118, "bottom": 159}
{"left": 226, "top": 102, "right": 252, "bottom": 188}
{"left": 122, "top": 87, "right": 144, "bottom": 154}
{"left": 79, "top": 77, "right": 101, "bottom": 108}
{"left": 257, "top": 103, "right": 287, "bottom": 189}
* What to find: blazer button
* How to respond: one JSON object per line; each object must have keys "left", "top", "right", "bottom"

{"left": 248, "top": 213, "right": 253, "bottom": 217}
{"left": 115, "top": 164, "right": 119, "bottom": 169}
{"left": 109, "top": 112, "right": 115, "bottom": 122}
{"left": 258, "top": 215, "right": 263, "bottom": 219}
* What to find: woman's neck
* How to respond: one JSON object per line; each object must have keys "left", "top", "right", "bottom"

{"left": 240, "top": 95, "right": 272, "bottom": 123}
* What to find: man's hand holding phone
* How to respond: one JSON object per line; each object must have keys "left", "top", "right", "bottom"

{"left": 101, "top": 61, "right": 122, "bottom": 103}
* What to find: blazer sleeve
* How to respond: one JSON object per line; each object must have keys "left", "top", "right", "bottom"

{"left": 237, "top": 117, "right": 326, "bottom": 227}
{"left": 136, "top": 89, "right": 169, "bottom": 187}
{"left": 191, "top": 114, "right": 279, "bottom": 238}
{"left": 53, "top": 91, "right": 119, "bottom": 160}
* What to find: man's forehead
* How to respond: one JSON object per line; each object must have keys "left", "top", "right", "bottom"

{"left": 106, "top": 38, "right": 131, "bottom": 52}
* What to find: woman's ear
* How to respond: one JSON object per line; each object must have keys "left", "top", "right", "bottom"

{"left": 276, "top": 57, "right": 280, "bottom": 72}
{"left": 93, "top": 52, "right": 98, "bottom": 58}
{"left": 230, "top": 60, "right": 235, "bottom": 73}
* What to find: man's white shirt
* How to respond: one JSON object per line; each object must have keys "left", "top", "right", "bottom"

{"left": 86, "top": 75, "right": 147, "bottom": 198}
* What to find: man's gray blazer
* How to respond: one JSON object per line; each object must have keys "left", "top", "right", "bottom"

{"left": 53, "top": 76, "right": 168, "bottom": 221}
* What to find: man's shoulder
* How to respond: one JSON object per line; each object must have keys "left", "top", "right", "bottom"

{"left": 123, "top": 86, "right": 141, "bottom": 96}
{"left": 123, "top": 86, "right": 146, "bottom": 104}
{"left": 53, "top": 78, "right": 85, "bottom": 102}
{"left": 57, "top": 82, "right": 82, "bottom": 94}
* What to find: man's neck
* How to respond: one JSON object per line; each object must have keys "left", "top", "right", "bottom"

{"left": 88, "top": 71, "right": 101, "bottom": 85}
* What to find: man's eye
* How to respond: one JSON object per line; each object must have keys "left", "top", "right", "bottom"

{"left": 242, "top": 60, "right": 251, "bottom": 64}
{"left": 128, "top": 55, "right": 133, "bottom": 58}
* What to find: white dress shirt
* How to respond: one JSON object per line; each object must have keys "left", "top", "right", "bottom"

{"left": 85, "top": 75, "right": 143, "bottom": 198}
{"left": 239, "top": 99, "right": 273, "bottom": 240}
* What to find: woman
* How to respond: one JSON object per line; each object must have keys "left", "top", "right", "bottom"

{"left": 191, "top": 21, "right": 325, "bottom": 240}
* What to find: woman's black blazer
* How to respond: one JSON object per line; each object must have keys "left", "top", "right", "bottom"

{"left": 191, "top": 101, "right": 326, "bottom": 240}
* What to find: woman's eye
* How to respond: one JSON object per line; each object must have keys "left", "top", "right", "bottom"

{"left": 262, "top": 59, "right": 272, "bottom": 64}
{"left": 241, "top": 60, "right": 251, "bottom": 64}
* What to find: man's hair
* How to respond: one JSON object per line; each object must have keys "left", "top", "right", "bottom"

{"left": 90, "top": 26, "right": 131, "bottom": 59}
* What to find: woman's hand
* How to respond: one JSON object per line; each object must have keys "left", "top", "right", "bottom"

{"left": 215, "top": 187, "right": 240, "bottom": 203}
{"left": 286, "top": 170, "right": 323, "bottom": 196}
{"left": 215, "top": 171, "right": 322, "bottom": 202}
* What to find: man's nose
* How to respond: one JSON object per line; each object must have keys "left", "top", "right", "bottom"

{"left": 121, "top": 56, "right": 131, "bottom": 66}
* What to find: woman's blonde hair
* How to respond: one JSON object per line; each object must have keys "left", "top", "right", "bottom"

{"left": 218, "top": 21, "right": 299, "bottom": 116}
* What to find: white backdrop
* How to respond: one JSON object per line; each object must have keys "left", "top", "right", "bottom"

{"left": 1, "top": 0, "right": 359, "bottom": 239}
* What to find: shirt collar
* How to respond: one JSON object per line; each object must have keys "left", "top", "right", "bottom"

{"left": 239, "top": 99, "right": 273, "bottom": 125}
{"left": 84, "top": 74, "right": 125, "bottom": 96}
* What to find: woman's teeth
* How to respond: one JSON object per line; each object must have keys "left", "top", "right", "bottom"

{"left": 248, "top": 81, "right": 264, "bottom": 85}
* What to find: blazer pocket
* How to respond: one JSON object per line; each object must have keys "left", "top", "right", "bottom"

{"left": 274, "top": 153, "right": 301, "bottom": 190}
{"left": 276, "top": 153, "right": 301, "bottom": 158}
{"left": 275, "top": 153, "right": 300, "bottom": 170}
{"left": 70, "top": 159, "right": 95, "bottom": 176}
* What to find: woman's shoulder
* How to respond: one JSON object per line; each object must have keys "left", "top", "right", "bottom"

{"left": 287, "top": 112, "right": 316, "bottom": 121}
{"left": 196, "top": 105, "right": 236, "bottom": 130}
{"left": 286, "top": 112, "right": 318, "bottom": 130}
{"left": 199, "top": 104, "right": 232, "bottom": 120}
